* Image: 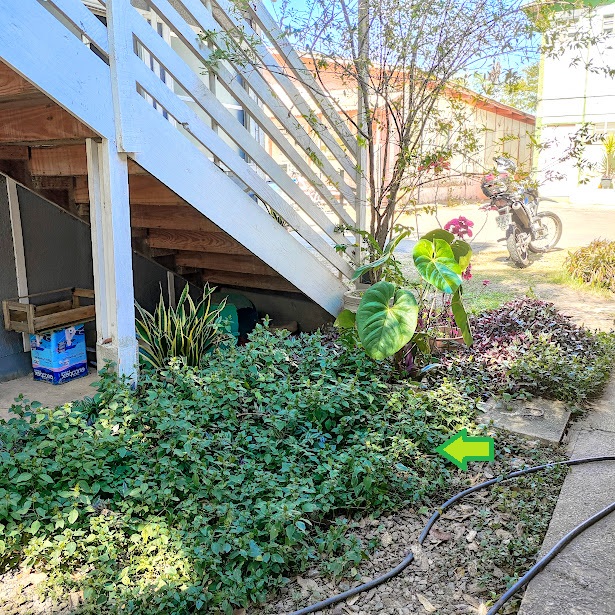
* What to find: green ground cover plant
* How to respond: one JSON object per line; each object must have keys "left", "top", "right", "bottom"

{"left": 564, "top": 239, "right": 615, "bottom": 293}
{"left": 428, "top": 298, "right": 615, "bottom": 403}
{"left": 0, "top": 327, "right": 474, "bottom": 614}
{"left": 1, "top": 301, "right": 612, "bottom": 613}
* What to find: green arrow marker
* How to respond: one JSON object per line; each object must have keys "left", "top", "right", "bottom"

{"left": 435, "top": 429, "right": 494, "bottom": 470}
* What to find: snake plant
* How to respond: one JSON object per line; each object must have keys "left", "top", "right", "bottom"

{"left": 135, "top": 283, "right": 227, "bottom": 369}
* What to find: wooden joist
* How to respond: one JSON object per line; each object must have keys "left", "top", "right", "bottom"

{"left": 74, "top": 174, "right": 187, "bottom": 205}
{"left": 130, "top": 204, "right": 219, "bottom": 232}
{"left": 31, "top": 176, "right": 73, "bottom": 190}
{"left": 30, "top": 144, "right": 145, "bottom": 176}
{"left": 175, "top": 251, "right": 277, "bottom": 276}
{"left": 0, "top": 61, "right": 40, "bottom": 103}
{"left": 0, "top": 145, "right": 29, "bottom": 160}
{"left": 201, "top": 270, "right": 300, "bottom": 293}
{"left": 147, "top": 229, "right": 253, "bottom": 256}
{"left": 0, "top": 103, "right": 96, "bottom": 144}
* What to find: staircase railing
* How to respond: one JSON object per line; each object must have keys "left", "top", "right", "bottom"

{"left": 40, "top": 0, "right": 364, "bottom": 280}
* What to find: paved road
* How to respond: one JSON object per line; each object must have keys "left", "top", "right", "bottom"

{"left": 395, "top": 202, "right": 615, "bottom": 254}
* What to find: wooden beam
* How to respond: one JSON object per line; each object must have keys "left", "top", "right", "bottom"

{"left": 0, "top": 103, "right": 96, "bottom": 144}
{"left": 147, "top": 229, "right": 253, "bottom": 256}
{"left": 30, "top": 144, "right": 145, "bottom": 176}
{"left": 0, "top": 61, "right": 40, "bottom": 102}
{"left": 130, "top": 204, "right": 219, "bottom": 232}
{"left": 74, "top": 174, "right": 187, "bottom": 205}
{"left": 31, "top": 176, "right": 73, "bottom": 190}
{"left": 0, "top": 145, "right": 29, "bottom": 160}
{"left": 175, "top": 251, "right": 277, "bottom": 276}
{"left": 201, "top": 270, "right": 299, "bottom": 293}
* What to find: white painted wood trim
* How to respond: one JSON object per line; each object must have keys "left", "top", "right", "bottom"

{"left": 0, "top": 0, "right": 115, "bottom": 138}
{"left": 133, "top": 105, "right": 347, "bottom": 315}
{"left": 107, "top": 0, "right": 142, "bottom": 152}
{"left": 128, "top": 14, "right": 355, "bottom": 241}
{"left": 0, "top": 0, "right": 346, "bottom": 314}
{"left": 249, "top": 0, "right": 358, "bottom": 157}
{"left": 213, "top": 0, "right": 357, "bottom": 181}
{"left": 131, "top": 56, "right": 353, "bottom": 277}
{"left": 86, "top": 138, "right": 138, "bottom": 381}
{"left": 147, "top": 0, "right": 357, "bottom": 216}
{"left": 6, "top": 178, "right": 30, "bottom": 351}
{"left": 48, "top": 0, "right": 109, "bottom": 54}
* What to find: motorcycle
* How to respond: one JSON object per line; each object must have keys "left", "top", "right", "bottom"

{"left": 480, "top": 157, "right": 562, "bottom": 268}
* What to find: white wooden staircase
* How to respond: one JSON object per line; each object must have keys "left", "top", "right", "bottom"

{"left": 0, "top": 0, "right": 363, "bottom": 375}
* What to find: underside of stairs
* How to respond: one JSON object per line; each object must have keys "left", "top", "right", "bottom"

{"left": 0, "top": 0, "right": 362, "bottom": 318}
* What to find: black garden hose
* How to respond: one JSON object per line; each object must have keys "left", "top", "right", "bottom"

{"left": 289, "top": 455, "right": 615, "bottom": 615}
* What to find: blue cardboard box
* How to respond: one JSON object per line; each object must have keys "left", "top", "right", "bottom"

{"left": 30, "top": 324, "right": 88, "bottom": 385}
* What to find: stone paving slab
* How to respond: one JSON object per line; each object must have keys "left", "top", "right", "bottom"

{"left": 0, "top": 371, "right": 99, "bottom": 421}
{"left": 477, "top": 397, "right": 571, "bottom": 444}
{"left": 518, "top": 388, "right": 615, "bottom": 615}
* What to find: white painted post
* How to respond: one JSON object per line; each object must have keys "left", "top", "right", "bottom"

{"left": 86, "top": 138, "right": 138, "bottom": 382}
{"left": 6, "top": 178, "right": 30, "bottom": 352}
{"left": 106, "top": 0, "right": 141, "bottom": 153}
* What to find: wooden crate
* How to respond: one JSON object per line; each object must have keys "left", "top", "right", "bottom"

{"left": 2, "top": 287, "right": 95, "bottom": 335}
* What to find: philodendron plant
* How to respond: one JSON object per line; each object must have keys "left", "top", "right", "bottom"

{"left": 336, "top": 228, "right": 473, "bottom": 360}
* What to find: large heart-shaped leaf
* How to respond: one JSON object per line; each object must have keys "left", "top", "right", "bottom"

{"left": 420, "top": 229, "right": 455, "bottom": 244}
{"left": 413, "top": 239, "right": 462, "bottom": 294}
{"left": 451, "top": 288, "right": 473, "bottom": 346}
{"left": 356, "top": 281, "right": 418, "bottom": 360}
{"left": 451, "top": 240, "right": 472, "bottom": 272}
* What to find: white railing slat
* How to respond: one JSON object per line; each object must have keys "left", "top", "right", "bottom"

{"left": 129, "top": 51, "right": 354, "bottom": 277}
{"left": 249, "top": 0, "right": 358, "bottom": 157}
{"left": 128, "top": 9, "right": 356, "bottom": 248}
{"left": 213, "top": 0, "right": 357, "bottom": 180}
{"left": 149, "top": 0, "right": 357, "bottom": 212}
{"left": 46, "top": 0, "right": 109, "bottom": 53}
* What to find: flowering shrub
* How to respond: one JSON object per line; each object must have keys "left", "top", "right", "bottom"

{"left": 444, "top": 216, "right": 474, "bottom": 239}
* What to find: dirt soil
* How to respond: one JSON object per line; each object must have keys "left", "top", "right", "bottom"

{"left": 466, "top": 248, "right": 615, "bottom": 332}
{"left": 252, "top": 434, "right": 565, "bottom": 615}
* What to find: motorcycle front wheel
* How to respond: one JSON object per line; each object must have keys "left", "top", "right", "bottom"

{"left": 506, "top": 226, "right": 530, "bottom": 268}
{"left": 528, "top": 211, "right": 563, "bottom": 253}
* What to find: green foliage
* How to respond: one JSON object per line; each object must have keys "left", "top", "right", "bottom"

{"left": 428, "top": 299, "right": 615, "bottom": 404}
{"left": 564, "top": 239, "right": 615, "bottom": 292}
{"left": 337, "top": 226, "right": 410, "bottom": 286}
{"left": 356, "top": 281, "right": 418, "bottom": 359}
{"left": 508, "top": 332, "right": 615, "bottom": 403}
{"left": 602, "top": 134, "right": 615, "bottom": 178}
{"left": 135, "top": 284, "right": 227, "bottom": 369}
{"left": 345, "top": 228, "right": 473, "bottom": 362}
{"left": 412, "top": 238, "right": 462, "bottom": 294}
{"left": 334, "top": 309, "right": 356, "bottom": 328}
{"left": 0, "top": 329, "right": 475, "bottom": 614}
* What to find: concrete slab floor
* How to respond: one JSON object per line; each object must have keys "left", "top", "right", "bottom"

{"left": 477, "top": 397, "right": 571, "bottom": 444}
{"left": 519, "top": 377, "right": 615, "bottom": 615}
{"left": 0, "top": 371, "right": 100, "bottom": 421}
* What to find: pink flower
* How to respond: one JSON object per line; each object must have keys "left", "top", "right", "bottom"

{"left": 444, "top": 217, "right": 475, "bottom": 240}
{"left": 482, "top": 279, "right": 491, "bottom": 287}
{"left": 462, "top": 264, "right": 473, "bottom": 280}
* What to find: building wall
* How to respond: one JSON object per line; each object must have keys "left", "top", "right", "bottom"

{"left": 0, "top": 175, "right": 188, "bottom": 382}
{"left": 537, "top": 4, "right": 615, "bottom": 197}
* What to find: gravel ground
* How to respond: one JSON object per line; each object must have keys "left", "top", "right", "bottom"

{"left": 251, "top": 433, "right": 566, "bottom": 615}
